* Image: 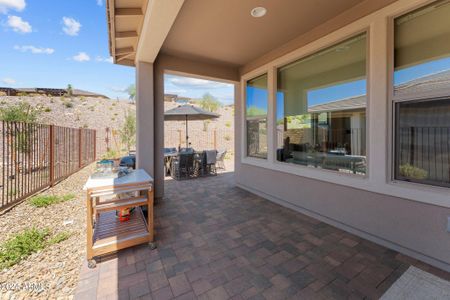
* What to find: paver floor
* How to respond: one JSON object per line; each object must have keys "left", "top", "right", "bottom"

{"left": 75, "top": 171, "right": 450, "bottom": 299}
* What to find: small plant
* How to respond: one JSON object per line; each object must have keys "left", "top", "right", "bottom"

{"left": 48, "top": 232, "right": 71, "bottom": 245}
{"left": 80, "top": 96, "right": 86, "bottom": 102}
{"left": 0, "top": 228, "right": 49, "bottom": 269}
{"left": 112, "top": 102, "right": 117, "bottom": 107}
{"left": 44, "top": 107, "right": 52, "bottom": 112}
{"left": 224, "top": 135, "right": 231, "bottom": 141}
{"left": 63, "top": 101, "right": 73, "bottom": 108}
{"left": 83, "top": 124, "right": 88, "bottom": 129}
{"left": 0, "top": 228, "right": 71, "bottom": 269}
{"left": 102, "top": 149, "right": 120, "bottom": 159}
{"left": 67, "top": 84, "right": 73, "bottom": 97}
{"left": 109, "top": 107, "right": 113, "bottom": 111}
{"left": 29, "top": 194, "right": 75, "bottom": 208}
{"left": 119, "top": 110, "right": 136, "bottom": 152}
{"left": 399, "top": 164, "right": 428, "bottom": 180}
{"left": 225, "top": 121, "right": 231, "bottom": 128}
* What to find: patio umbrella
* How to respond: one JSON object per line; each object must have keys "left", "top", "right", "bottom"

{"left": 164, "top": 104, "right": 220, "bottom": 148}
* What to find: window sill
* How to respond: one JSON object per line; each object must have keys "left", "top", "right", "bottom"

{"left": 240, "top": 157, "right": 450, "bottom": 208}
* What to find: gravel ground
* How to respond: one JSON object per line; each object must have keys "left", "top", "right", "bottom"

{"left": 0, "top": 164, "right": 95, "bottom": 300}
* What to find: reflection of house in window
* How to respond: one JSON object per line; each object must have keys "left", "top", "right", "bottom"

{"left": 308, "top": 95, "right": 366, "bottom": 157}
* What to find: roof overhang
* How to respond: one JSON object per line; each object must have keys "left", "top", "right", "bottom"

{"left": 107, "top": 0, "right": 184, "bottom": 67}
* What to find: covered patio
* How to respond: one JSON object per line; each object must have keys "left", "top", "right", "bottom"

{"left": 74, "top": 171, "right": 450, "bottom": 299}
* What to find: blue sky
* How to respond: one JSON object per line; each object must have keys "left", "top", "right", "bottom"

{"left": 0, "top": 0, "right": 235, "bottom": 102}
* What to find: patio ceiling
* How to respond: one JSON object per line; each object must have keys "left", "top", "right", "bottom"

{"left": 108, "top": 0, "right": 400, "bottom": 69}
{"left": 107, "top": 0, "right": 148, "bottom": 66}
{"left": 160, "top": 0, "right": 367, "bottom": 67}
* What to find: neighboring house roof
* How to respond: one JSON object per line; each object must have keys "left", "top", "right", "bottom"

{"left": 307, "top": 69, "right": 450, "bottom": 113}
{"left": 0, "top": 87, "right": 109, "bottom": 98}
{"left": 72, "top": 89, "right": 109, "bottom": 98}
{"left": 394, "top": 69, "right": 450, "bottom": 96}
{"left": 308, "top": 95, "right": 366, "bottom": 113}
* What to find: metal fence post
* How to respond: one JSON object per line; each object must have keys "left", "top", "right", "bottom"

{"left": 93, "top": 130, "right": 97, "bottom": 161}
{"left": 49, "top": 125, "right": 55, "bottom": 186}
{"left": 79, "top": 128, "right": 83, "bottom": 168}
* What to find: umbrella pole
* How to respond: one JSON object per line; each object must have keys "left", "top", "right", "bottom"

{"left": 185, "top": 115, "right": 189, "bottom": 148}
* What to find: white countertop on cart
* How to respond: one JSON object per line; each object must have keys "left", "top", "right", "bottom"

{"left": 84, "top": 169, "right": 153, "bottom": 190}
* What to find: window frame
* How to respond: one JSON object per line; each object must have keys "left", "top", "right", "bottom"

{"left": 243, "top": 72, "right": 269, "bottom": 160}
{"left": 389, "top": 0, "right": 450, "bottom": 190}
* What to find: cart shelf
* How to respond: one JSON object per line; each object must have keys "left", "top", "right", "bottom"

{"left": 92, "top": 207, "right": 149, "bottom": 255}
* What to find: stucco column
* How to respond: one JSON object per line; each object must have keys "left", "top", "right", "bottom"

{"left": 136, "top": 61, "right": 155, "bottom": 181}
{"left": 153, "top": 61, "right": 165, "bottom": 199}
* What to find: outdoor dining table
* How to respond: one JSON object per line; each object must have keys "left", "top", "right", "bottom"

{"left": 83, "top": 169, "right": 155, "bottom": 268}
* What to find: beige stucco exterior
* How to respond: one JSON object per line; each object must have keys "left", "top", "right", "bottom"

{"left": 107, "top": 0, "right": 450, "bottom": 272}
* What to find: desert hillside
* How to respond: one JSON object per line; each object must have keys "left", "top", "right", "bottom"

{"left": 0, "top": 96, "right": 235, "bottom": 155}
{"left": 0, "top": 95, "right": 135, "bottom": 154}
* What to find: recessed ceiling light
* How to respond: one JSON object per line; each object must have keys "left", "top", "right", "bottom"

{"left": 251, "top": 7, "right": 267, "bottom": 18}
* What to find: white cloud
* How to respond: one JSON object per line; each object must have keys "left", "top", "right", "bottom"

{"left": 95, "top": 56, "right": 113, "bottom": 63}
{"left": 169, "top": 76, "right": 230, "bottom": 89}
{"left": 72, "top": 52, "right": 90, "bottom": 62}
{"left": 2, "top": 77, "right": 16, "bottom": 85}
{"left": 96, "top": 0, "right": 102, "bottom": 6}
{"left": 0, "top": 0, "right": 25, "bottom": 14}
{"left": 14, "top": 45, "right": 54, "bottom": 54}
{"left": 7, "top": 15, "right": 31, "bottom": 33}
{"left": 62, "top": 17, "right": 81, "bottom": 36}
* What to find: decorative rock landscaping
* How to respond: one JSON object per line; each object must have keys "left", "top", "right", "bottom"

{"left": 0, "top": 164, "right": 94, "bottom": 299}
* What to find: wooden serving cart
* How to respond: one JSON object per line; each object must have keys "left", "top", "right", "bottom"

{"left": 84, "top": 169, "right": 155, "bottom": 268}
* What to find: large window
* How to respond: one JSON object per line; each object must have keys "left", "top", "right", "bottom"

{"left": 394, "top": 0, "right": 450, "bottom": 187}
{"left": 246, "top": 74, "right": 268, "bottom": 158}
{"left": 276, "top": 33, "right": 367, "bottom": 175}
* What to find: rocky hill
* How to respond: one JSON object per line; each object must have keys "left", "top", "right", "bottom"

{"left": 0, "top": 95, "right": 135, "bottom": 154}
{"left": 0, "top": 96, "right": 235, "bottom": 155}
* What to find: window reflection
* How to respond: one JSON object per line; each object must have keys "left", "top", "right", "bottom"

{"left": 246, "top": 74, "right": 268, "bottom": 158}
{"left": 276, "top": 34, "right": 367, "bottom": 175}
{"left": 394, "top": 0, "right": 450, "bottom": 95}
{"left": 394, "top": 0, "right": 450, "bottom": 188}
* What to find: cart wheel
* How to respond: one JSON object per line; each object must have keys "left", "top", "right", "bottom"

{"left": 88, "top": 259, "right": 97, "bottom": 269}
{"left": 148, "top": 242, "right": 157, "bottom": 250}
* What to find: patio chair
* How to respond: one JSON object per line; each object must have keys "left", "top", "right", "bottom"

{"left": 216, "top": 150, "right": 227, "bottom": 170}
{"left": 204, "top": 150, "right": 217, "bottom": 175}
{"left": 171, "top": 153, "right": 195, "bottom": 180}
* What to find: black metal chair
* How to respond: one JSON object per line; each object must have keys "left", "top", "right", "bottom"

{"left": 171, "top": 153, "right": 195, "bottom": 180}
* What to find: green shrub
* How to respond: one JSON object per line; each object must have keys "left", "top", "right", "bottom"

{"left": 399, "top": 164, "right": 428, "bottom": 180}
{"left": 0, "top": 228, "right": 49, "bottom": 269}
{"left": 225, "top": 121, "right": 231, "bottom": 128}
{"left": 44, "top": 107, "right": 52, "bottom": 112}
{"left": 224, "top": 135, "right": 231, "bottom": 141}
{"left": 29, "top": 194, "right": 75, "bottom": 208}
{"left": 0, "top": 102, "right": 41, "bottom": 122}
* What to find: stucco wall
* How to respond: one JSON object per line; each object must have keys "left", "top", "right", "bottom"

{"left": 235, "top": 69, "right": 450, "bottom": 270}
